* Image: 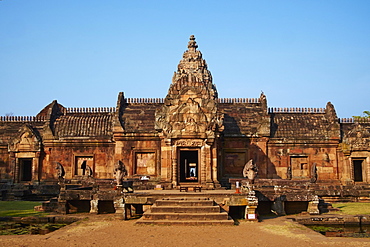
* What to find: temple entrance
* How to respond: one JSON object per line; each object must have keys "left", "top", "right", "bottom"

{"left": 179, "top": 150, "right": 199, "bottom": 183}
{"left": 19, "top": 158, "right": 32, "bottom": 181}
{"left": 353, "top": 159, "right": 364, "bottom": 182}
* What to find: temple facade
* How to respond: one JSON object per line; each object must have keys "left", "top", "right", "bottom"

{"left": 1, "top": 35, "right": 370, "bottom": 194}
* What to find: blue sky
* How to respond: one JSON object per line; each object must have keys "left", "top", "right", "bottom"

{"left": 1, "top": 0, "right": 369, "bottom": 118}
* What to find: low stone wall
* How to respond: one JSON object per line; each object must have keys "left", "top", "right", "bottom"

{"left": 294, "top": 215, "right": 370, "bottom": 225}
{"left": 0, "top": 216, "right": 81, "bottom": 224}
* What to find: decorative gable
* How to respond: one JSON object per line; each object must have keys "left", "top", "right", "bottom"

{"left": 155, "top": 35, "right": 223, "bottom": 141}
{"left": 9, "top": 125, "right": 42, "bottom": 152}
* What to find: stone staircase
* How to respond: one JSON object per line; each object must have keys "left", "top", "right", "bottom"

{"left": 136, "top": 197, "right": 234, "bottom": 225}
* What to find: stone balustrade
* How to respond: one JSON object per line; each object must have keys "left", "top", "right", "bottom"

{"left": 125, "top": 98, "right": 164, "bottom": 104}
{"left": 218, "top": 98, "right": 260, "bottom": 103}
{"left": 0, "top": 116, "right": 45, "bottom": 122}
{"left": 65, "top": 107, "right": 116, "bottom": 113}
{"left": 340, "top": 117, "right": 370, "bottom": 123}
{"left": 268, "top": 107, "right": 325, "bottom": 113}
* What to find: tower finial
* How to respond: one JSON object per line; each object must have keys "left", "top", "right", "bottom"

{"left": 188, "top": 35, "right": 198, "bottom": 51}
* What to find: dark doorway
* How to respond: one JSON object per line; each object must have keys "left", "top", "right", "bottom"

{"left": 179, "top": 150, "right": 198, "bottom": 183}
{"left": 285, "top": 201, "right": 309, "bottom": 214}
{"left": 66, "top": 200, "right": 91, "bottom": 213}
{"left": 19, "top": 158, "right": 32, "bottom": 181}
{"left": 353, "top": 159, "right": 364, "bottom": 182}
{"left": 98, "top": 200, "right": 116, "bottom": 214}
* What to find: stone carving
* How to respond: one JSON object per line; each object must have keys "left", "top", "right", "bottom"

{"left": 114, "top": 160, "right": 127, "bottom": 186}
{"left": 56, "top": 162, "right": 65, "bottom": 179}
{"left": 247, "top": 190, "right": 258, "bottom": 206}
{"left": 85, "top": 165, "right": 93, "bottom": 177}
{"left": 286, "top": 166, "right": 292, "bottom": 180}
{"left": 90, "top": 199, "right": 98, "bottom": 214}
{"left": 243, "top": 159, "right": 258, "bottom": 185}
{"left": 174, "top": 139, "right": 203, "bottom": 147}
{"left": 310, "top": 163, "right": 317, "bottom": 183}
{"left": 9, "top": 124, "right": 42, "bottom": 152}
{"left": 343, "top": 123, "right": 370, "bottom": 151}
{"left": 155, "top": 35, "right": 224, "bottom": 141}
{"left": 325, "top": 101, "right": 341, "bottom": 139}
{"left": 325, "top": 101, "right": 338, "bottom": 123}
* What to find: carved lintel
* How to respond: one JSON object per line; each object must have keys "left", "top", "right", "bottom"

{"left": 174, "top": 139, "right": 204, "bottom": 147}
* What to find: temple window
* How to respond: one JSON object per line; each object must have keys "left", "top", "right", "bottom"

{"left": 134, "top": 152, "right": 156, "bottom": 175}
{"left": 74, "top": 156, "right": 93, "bottom": 176}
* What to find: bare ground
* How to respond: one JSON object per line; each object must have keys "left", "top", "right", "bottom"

{"left": 1, "top": 214, "right": 370, "bottom": 247}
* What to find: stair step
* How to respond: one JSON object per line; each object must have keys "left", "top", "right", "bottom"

{"left": 142, "top": 212, "right": 229, "bottom": 221}
{"left": 150, "top": 205, "right": 220, "bottom": 213}
{"left": 136, "top": 197, "right": 233, "bottom": 225}
{"left": 135, "top": 219, "right": 235, "bottom": 226}
{"left": 155, "top": 200, "right": 214, "bottom": 207}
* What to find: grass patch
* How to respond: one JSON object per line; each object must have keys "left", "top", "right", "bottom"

{"left": 308, "top": 225, "right": 343, "bottom": 232}
{"left": 260, "top": 221, "right": 310, "bottom": 240}
{"left": 0, "top": 201, "right": 48, "bottom": 217}
{"left": 0, "top": 222, "right": 67, "bottom": 235}
{"left": 330, "top": 202, "right": 370, "bottom": 215}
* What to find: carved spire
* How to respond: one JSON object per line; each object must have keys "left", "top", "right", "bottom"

{"left": 187, "top": 35, "right": 198, "bottom": 51}
{"left": 169, "top": 35, "right": 217, "bottom": 99}
{"left": 156, "top": 36, "right": 223, "bottom": 140}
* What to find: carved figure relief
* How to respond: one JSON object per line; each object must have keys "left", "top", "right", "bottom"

{"left": 343, "top": 123, "right": 370, "bottom": 151}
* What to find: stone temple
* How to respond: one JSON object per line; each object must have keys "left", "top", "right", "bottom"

{"left": 0, "top": 36, "right": 369, "bottom": 218}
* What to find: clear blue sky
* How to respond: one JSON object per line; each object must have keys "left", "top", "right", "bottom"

{"left": 1, "top": 0, "right": 369, "bottom": 118}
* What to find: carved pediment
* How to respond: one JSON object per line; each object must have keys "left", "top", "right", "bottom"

{"left": 343, "top": 123, "right": 370, "bottom": 151}
{"left": 9, "top": 125, "right": 42, "bottom": 152}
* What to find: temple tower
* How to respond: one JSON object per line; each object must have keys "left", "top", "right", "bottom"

{"left": 155, "top": 35, "right": 224, "bottom": 188}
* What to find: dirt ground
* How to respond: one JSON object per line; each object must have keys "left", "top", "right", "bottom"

{"left": 1, "top": 215, "right": 370, "bottom": 247}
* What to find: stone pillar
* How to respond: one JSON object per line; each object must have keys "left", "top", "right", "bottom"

{"left": 160, "top": 138, "right": 172, "bottom": 186}
{"left": 342, "top": 156, "right": 352, "bottom": 184}
{"left": 9, "top": 152, "right": 17, "bottom": 182}
{"left": 211, "top": 144, "right": 220, "bottom": 188}
{"left": 204, "top": 144, "right": 214, "bottom": 189}
{"left": 114, "top": 197, "right": 125, "bottom": 219}
{"left": 57, "top": 182, "right": 67, "bottom": 214}
{"left": 366, "top": 157, "right": 370, "bottom": 183}
{"left": 171, "top": 143, "right": 177, "bottom": 187}
{"left": 33, "top": 152, "right": 40, "bottom": 182}
{"left": 90, "top": 199, "right": 99, "bottom": 214}
{"left": 201, "top": 145, "right": 207, "bottom": 186}
{"left": 14, "top": 157, "right": 20, "bottom": 183}
{"left": 307, "top": 195, "right": 320, "bottom": 215}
